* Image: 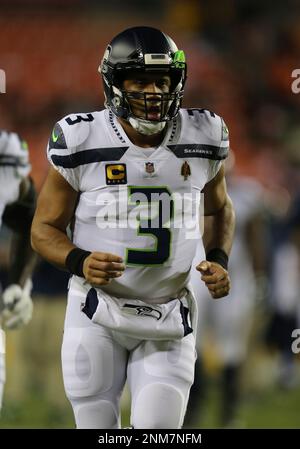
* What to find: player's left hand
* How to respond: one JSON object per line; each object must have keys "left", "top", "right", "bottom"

{"left": 196, "top": 261, "right": 230, "bottom": 299}
{"left": 1, "top": 279, "right": 33, "bottom": 330}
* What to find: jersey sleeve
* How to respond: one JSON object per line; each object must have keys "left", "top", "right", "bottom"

{"left": 207, "top": 116, "right": 230, "bottom": 182}
{"left": 207, "top": 159, "right": 222, "bottom": 182}
{"left": 47, "top": 114, "right": 92, "bottom": 191}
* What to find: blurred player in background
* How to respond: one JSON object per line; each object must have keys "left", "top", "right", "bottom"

{"left": 0, "top": 129, "right": 36, "bottom": 411}
{"left": 31, "top": 26, "right": 235, "bottom": 429}
{"left": 265, "top": 193, "right": 300, "bottom": 389}
{"left": 185, "top": 151, "right": 268, "bottom": 427}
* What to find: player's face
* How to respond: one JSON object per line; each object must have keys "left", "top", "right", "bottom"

{"left": 123, "top": 72, "right": 171, "bottom": 121}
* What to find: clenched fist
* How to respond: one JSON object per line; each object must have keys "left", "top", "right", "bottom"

{"left": 83, "top": 252, "right": 125, "bottom": 286}
{"left": 196, "top": 261, "right": 231, "bottom": 299}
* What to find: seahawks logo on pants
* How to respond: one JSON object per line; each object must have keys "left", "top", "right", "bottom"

{"left": 122, "top": 304, "right": 162, "bottom": 320}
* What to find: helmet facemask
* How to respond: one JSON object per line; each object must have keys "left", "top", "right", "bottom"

{"left": 120, "top": 74, "right": 184, "bottom": 135}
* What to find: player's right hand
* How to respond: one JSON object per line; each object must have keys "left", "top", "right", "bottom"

{"left": 82, "top": 252, "right": 125, "bottom": 286}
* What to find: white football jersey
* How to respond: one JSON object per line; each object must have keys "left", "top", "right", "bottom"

{"left": 0, "top": 130, "right": 31, "bottom": 228}
{"left": 47, "top": 108, "right": 229, "bottom": 300}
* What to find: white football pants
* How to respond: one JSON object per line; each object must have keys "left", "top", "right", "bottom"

{"left": 62, "top": 285, "right": 196, "bottom": 429}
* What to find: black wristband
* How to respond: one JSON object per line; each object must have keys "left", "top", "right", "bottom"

{"left": 206, "top": 248, "right": 228, "bottom": 270}
{"left": 65, "top": 248, "right": 91, "bottom": 277}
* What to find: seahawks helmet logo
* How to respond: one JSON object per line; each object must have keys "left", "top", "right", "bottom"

{"left": 123, "top": 304, "right": 162, "bottom": 320}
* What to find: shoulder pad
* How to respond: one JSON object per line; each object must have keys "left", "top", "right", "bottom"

{"left": 184, "top": 108, "right": 223, "bottom": 142}
{"left": 172, "top": 109, "right": 229, "bottom": 160}
{"left": 49, "top": 113, "right": 95, "bottom": 150}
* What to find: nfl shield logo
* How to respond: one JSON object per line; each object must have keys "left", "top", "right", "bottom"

{"left": 145, "top": 162, "right": 155, "bottom": 174}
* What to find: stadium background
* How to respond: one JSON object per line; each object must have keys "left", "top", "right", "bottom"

{"left": 0, "top": 0, "right": 300, "bottom": 428}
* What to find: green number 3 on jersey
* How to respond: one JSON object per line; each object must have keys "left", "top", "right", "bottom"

{"left": 126, "top": 186, "right": 174, "bottom": 266}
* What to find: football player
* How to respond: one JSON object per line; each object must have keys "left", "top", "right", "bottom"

{"left": 31, "top": 26, "right": 235, "bottom": 429}
{"left": 0, "top": 130, "right": 36, "bottom": 410}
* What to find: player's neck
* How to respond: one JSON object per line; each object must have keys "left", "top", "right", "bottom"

{"left": 118, "top": 118, "right": 166, "bottom": 148}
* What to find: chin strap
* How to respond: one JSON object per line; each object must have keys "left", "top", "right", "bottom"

{"left": 128, "top": 117, "right": 166, "bottom": 136}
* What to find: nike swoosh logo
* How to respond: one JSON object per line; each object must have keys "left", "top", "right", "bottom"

{"left": 52, "top": 129, "right": 59, "bottom": 142}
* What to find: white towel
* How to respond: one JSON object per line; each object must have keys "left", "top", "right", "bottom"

{"left": 80, "top": 282, "right": 197, "bottom": 341}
